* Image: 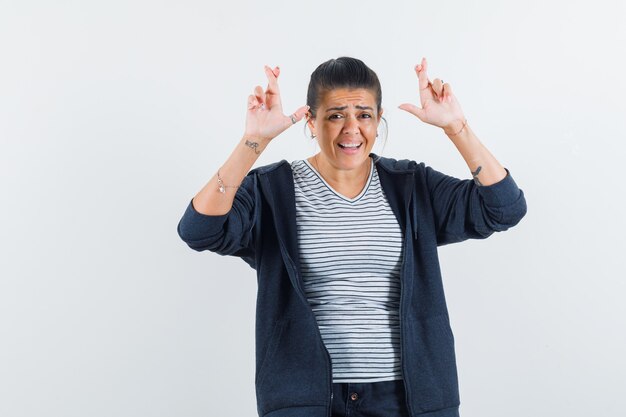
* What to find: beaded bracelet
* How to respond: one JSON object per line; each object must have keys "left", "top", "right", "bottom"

{"left": 217, "top": 169, "right": 240, "bottom": 193}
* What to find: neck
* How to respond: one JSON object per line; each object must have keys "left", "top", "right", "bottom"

{"left": 310, "top": 154, "right": 371, "bottom": 187}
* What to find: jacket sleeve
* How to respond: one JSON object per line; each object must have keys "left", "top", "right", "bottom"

{"left": 422, "top": 164, "right": 527, "bottom": 246}
{"left": 176, "top": 172, "right": 257, "bottom": 269}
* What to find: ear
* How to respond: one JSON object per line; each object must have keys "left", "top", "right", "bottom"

{"left": 378, "top": 107, "right": 384, "bottom": 121}
{"left": 307, "top": 113, "right": 317, "bottom": 136}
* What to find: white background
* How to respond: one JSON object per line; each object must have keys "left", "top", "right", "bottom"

{"left": 2, "top": 1, "right": 625, "bottom": 416}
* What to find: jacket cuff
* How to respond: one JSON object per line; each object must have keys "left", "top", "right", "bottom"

{"left": 177, "top": 198, "right": 230, "bottom": 241}
{"left": 477, "top": 168, "right": 522, "bottom": 207}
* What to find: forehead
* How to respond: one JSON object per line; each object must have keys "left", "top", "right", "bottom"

{"left": 321, "top": 88, "right": 376, "bottom": 108}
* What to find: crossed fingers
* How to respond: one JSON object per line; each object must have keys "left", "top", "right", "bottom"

{"left": 416, "top": 57, "right": 449, "bottom": 103}
{"left": 248, "top": 65, "right": 281, "bottom": 111}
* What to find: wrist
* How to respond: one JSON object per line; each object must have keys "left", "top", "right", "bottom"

{"left": 240, "top": 135, "right": 271, "bottom": 154}
{"left": 443, "top": 118, "right": 468, "bottom": 137}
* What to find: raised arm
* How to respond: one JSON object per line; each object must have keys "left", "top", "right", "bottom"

{"left": 399, "top": 57, "right": 526, "bottom": 245}
{"left": 399, "top": 57, "right": 510, "bottom": 186}
{"left": 191, "top": 65, "right": 308, "bottom": 216}
{"left": 177, "top": 65, "right": 308, "bottom": 262}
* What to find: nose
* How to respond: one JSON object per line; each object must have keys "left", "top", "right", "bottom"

{"left": 342, "top": 115, "right": 360, "bottom": 135}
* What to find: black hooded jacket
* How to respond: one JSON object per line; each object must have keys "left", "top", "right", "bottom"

{"left": 177, "top": 153, "right": 527, "bottom": 417}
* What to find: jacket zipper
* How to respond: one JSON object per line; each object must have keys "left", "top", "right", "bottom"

{"left": 399, "top": 225, "right": 414, "bottom": 417}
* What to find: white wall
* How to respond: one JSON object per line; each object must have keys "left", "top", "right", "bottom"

{"left": 1, "top": 0, "right": 624, "bottom": 416}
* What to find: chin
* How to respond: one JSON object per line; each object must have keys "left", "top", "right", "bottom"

{"left": 334, "top": 154, "right": 370, "bottom": 169}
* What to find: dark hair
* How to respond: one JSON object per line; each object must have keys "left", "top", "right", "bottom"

{"left": 306, "top": 56, "right": 382, "bottom": 118}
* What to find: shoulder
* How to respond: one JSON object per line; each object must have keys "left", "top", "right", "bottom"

{"left": 247, "top": 159, "right": 291, "bottom": 176}
{"left": 232, "top": 160, "right": 291, "bottom": 194}
{"left": 371, "top": 153, "right": 425, "bottom": 174}
{"left": 239, "top": 159, "right": 295, "bottom": 191}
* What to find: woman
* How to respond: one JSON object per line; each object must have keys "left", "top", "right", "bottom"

{"left": 177, "top": 57, "right": 527, "bottom": 417}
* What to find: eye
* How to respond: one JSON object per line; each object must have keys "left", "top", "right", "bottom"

{"left": 361, "top": 113, "right": 372, "bottom": 118}
{"left": 328, "top": 114, "right": 342, "bottom": 120}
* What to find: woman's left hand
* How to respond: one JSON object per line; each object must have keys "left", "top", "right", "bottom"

{"left": 398, "top": 57, "right": 466, "bottom": 135}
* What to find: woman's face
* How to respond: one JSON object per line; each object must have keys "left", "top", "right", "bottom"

{"left": 307, "top": 88, "right": 382, "bottom": 171}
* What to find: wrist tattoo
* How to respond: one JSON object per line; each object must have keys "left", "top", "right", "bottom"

{"left": 471, "top": 166, "right": 484, "bottom": 186}
{"left": 245, "top": 139, "right": 261, "bottom": 154}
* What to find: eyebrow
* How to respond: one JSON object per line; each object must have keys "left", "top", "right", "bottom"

{"left": 325, "top": 105, "right": 374, "bottom": 112}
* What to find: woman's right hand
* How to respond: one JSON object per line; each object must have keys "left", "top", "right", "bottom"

{"left": 244, "top": 65, "right": 309, "bottom": 143}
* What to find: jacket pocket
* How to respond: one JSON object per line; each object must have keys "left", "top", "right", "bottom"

{"left": 405, "top": 313, "right": 460, "bottom": 413}
{"left": 255, "top": 318, "right": 287, "bottom": 387}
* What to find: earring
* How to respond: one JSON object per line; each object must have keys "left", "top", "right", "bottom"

{"left": 376, "top": 116, "right": 388, "bottom": 140}
{"left": 304, "top": 121, "right": 317, "bottom": 140}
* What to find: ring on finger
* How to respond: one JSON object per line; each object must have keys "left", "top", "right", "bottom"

{"left": 289, "top": 114, "right": 297, "bottom": 124}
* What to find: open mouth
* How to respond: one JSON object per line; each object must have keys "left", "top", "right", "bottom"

{"left": 338, "top": 143, "right": 363, "bottom": 149}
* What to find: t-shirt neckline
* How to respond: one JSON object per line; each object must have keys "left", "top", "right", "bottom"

{"left": 302, "top": 157, "right": 374, "bottom": 203}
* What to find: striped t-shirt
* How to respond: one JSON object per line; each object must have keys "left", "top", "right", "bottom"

{"left": 290, "top": 157, "right": 405, "bottom": 383}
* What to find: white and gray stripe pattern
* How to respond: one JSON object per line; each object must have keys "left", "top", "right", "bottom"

{"left": 290, "top": 157, "right": 404, "bottom": 383}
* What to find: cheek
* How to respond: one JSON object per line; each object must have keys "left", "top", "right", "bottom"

{"left": 320, "top": 122, "right": 338, "bottom": 132}
{"left": 362, "top": 123, "right": 378, "bottom": 137}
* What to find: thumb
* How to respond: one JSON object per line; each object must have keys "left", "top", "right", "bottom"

{"left": 398, "top": 103, "right": 426, "bottom": 121}
{"left": 286, "top": 105, "right": 310, "bottom": 126}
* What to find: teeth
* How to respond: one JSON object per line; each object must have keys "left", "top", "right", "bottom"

{"left": 339, "top": 143, "right": 361, "bottom": 148}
